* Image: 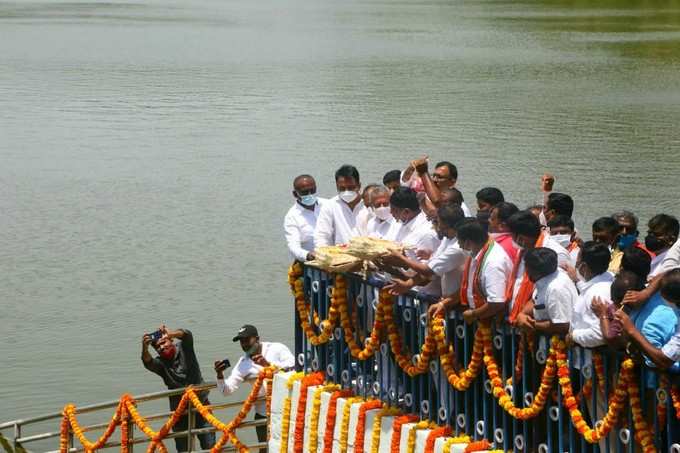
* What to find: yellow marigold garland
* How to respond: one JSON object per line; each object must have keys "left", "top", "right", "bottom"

{"left": 369, "top": 407, "right": 401, "bottom": 453}
{"left": 289, "top": 263, "right": 340, "bottom": 346}
{"left": 557, "top": 352, "right": 634, "bottom": 443}
{"left": 338, "top": 278, "right": 384, "bottom": 360}
{"left": 672, "top": 385, "right": 680, "bottom": 420}
{"left": 62, "top": 401, "right": 124, "bottom": 452}
{"left": 432, "top": 316, "right": 484, "bottom": 391}
{"left": 339, "top": 397, "right": 364, "bottom": 453}
{"left": 280, "top": 372, "right": 305, "bottom": 453}
{"left": 294, "top": 373, "right": 326, "bottom": 453}
{"left": 382, "top": 291, "right": 437, "bottom": 376}
{"left": 354, "top": 400, "right": 384, "bottom": 453}
{"left": 484, "top": 333, "right": 558, "bottom": 419}
{"left": 441, "top": 435, "right": 472, "bottom": 453}
{"left": 308, "top": 384, "right": 341, "bottom": 453}
{"left": 406, "top": 421, "right": 436, "bottom": 453}
{"left": 628, "top": 377, "right": 656, "bottom": 453}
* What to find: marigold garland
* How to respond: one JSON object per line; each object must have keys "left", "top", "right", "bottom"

{"left": 406, "top": 421, "right": 436, "bottom": 453}
{"left": 308, "top": 384, "right": 341, "bottom": 453}
{"left": 432, "top": 316, "right": 484, "bottom": 391}
{"left": 120, "top": 408, "right": 130, "bottom": 453}
{"left": 557, "top": 352, "right": 634, "bottom": 443}
{"left": 390, "top": 415, "right": 420, "bottom": 453}
{"left": 463, "top": 440, "right": 491, "bottom": 453}
{"left": 280, "top": 372, "right": 305, "bottom": 453}
{"left": 424, "top": 426, "right": 452, "bottom": 453}
{"left": 441, "top": 435, "right": 472, "bottom": 453}
{"left": 289, "top": 263, "right": 340, "bottom": 346}
{"left": 339, "top": 397, "right": 364, "bottom": 453}
{"left": 382, "top": 292, "right": 437, "bottom": 376}
{"left": 292, "top": 372, "right": 326, "bottom": 453}
{"left": 484, "top": 333, "right": 558, "bottom": 419}
{"left": 672, "top": 385, "right": 680, "bottom": 420}
{"left": 323, "top": 390, "right": 354, "bottom": 453}
{"left": 354, "top": 400, "right": 384, "bottom": 453}
{"left": 62, "top": 401, "right": 124, "bottom": 452}
{"left": 369, "top": 407, "right": 401, "bottom": 453}
{"left": 628, "top": 377, "right": 656, "bottom": 453}
{"left": 338, "top": 278, "right": 384, "bottom": 360}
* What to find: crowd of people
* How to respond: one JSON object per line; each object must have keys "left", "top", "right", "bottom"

{"left": 283, "top": 158, "right": 680, "bottom": 374}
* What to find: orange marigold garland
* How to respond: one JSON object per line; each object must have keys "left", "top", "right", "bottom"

{"left": 339, "top": 397, "right": 364, "bottom": 453}
{"left": 63, "top": 400, "right": 124, "bottom": 452}
{"left": 293, "top": 372, "right": 326, "bottom": 453}
{"left": 432, "top": 316, "right": 484, "bottom": 391}
{"left": 323, "top": 390, "right": 354, "bottom": 453}
{"left": 354, "top": 400, "right": 384, "bottom": 453}
{"left": 390, "top": 415, "right": 419, "bottom": 453}
{"left": 382, "top": 292, "right": 437, "bottom": 376}
{"left": 424, "top": 426, "right": 452, "bottom": 453}
{"left": 672, "top": 385, "right": 680, "bottom": 420}
{"left": 370, "top": 407, "right": 400, "bottom": 453}
{"left": 59, "top": 412, "right": 70, "bottom": 453}
{"left": 120, "top": 407, "right": 130, "bottom": 453}
{"left": 406, "top": 421, "right": 435, "bottom": 453}
{"left": 557, "top": 351, "right": 634, "bottom": 444}
{"left": 463, "top": 440, "right": 492, "bottom": 453}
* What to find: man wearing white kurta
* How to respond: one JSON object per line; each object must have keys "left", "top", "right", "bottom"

{"left": 283, "top": 174, "right": 326, "bottom": 262}
{"left": 314, "top": 164, "right": 368, "bottom": 247}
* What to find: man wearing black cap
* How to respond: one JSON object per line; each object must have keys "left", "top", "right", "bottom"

{"left": 214, "top": 324, "right": 295, "bottom": 452}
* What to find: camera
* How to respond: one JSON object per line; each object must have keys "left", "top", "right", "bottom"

{"left": 149, "top": 330, "right": 163, "bottom": 343}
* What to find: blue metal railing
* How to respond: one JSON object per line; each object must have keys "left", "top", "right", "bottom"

{"left": 293, "top": 265, "right": 680, "bottom": 453}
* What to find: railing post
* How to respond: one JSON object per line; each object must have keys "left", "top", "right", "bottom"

{"left": 13, "top": 423, "right": 20, "bottom": 453}
{"left": 128, "top": 419, "right": 134, "bottom": 453}
{"left": 187, "top": 404, "right": 194, "bottom": 452}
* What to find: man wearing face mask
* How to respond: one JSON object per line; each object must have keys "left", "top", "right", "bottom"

{"left": 612, "top": 211, "right": 646, "bottom": 252}
{"left": 284, "top": 175, "right": 327, "bottom": 262}
{"left": 385, "top": 203, "right": 466, "bottom": 301}
{"left": 547, "top": 215, "right": 580, "bottom": 263}
{"left": 142, "top": 326, "right": 215, "bottom": 452}
{"left": 314, "top": 164, "right": 368, "bottom": 248}
{"left": 505, "top": 211, "right": 571, "bottom": 324}
{"left": 215, "top": 325, "right": 295, "bottom": 453}
{"left": 454, "top": 219, "right": 513, "bottom": 324}
{"left": 366, "top": 186, "right": 394, "bottom": 239}
{"left": 566, "top": 242, "right": 614, "bottom": 348}
{"left": 385, "top": 186, "right": 440, "bottom": 261}
{"left": 646, "top": 214, "right": 680, "bottom": 278}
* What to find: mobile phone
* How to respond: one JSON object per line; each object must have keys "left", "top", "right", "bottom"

{"left": 150, "top": 330, "right": 163, "bottom": 343}
{"left": 220, "top": 358, "right": 231, "bottom": 368}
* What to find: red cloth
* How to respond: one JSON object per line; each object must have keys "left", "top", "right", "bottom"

{"left": 493, "top": 232, "right": 518, "bottom": 262}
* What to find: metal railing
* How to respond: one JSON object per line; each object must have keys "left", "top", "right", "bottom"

{"left": 294, "top": 265, "right": 680, "bottom": 453}
{"left": 0, "top": 382, "right": 266, "bottom": 453}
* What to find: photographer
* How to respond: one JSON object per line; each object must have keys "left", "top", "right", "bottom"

{"left": 141, "top": 325, "right": 215, "bottom": 452}
{"left": 215, "top": 325, "right": 295, "bottom": 453}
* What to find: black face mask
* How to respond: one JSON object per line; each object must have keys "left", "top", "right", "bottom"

{"left": 644, "top": 234, "right": 666, "bottom": 253}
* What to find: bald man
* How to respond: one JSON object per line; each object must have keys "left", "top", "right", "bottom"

{"left": 284, "top": 174, "right": 327, "bottom": 262}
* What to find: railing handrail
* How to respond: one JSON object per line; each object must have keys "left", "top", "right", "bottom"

{"left": 0, "top": 378, "right": 254, "bottom": 430}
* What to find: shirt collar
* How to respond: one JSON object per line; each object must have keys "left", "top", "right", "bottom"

{"left": 578, "top": 271, "right": 613, "bottom": 292}
{"left": 535, "top": 270, "right": 559, "bottom": 290}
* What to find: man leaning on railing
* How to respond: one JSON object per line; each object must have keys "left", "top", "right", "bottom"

{"left": 141, "top": 325, "right": 216, "bottom": 452}
{"left": 214, "top": 324, "right": 295, "bottom": 453}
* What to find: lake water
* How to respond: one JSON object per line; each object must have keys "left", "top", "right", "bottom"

{"left": 1, "top": 0, "right": 680, "bottom": 440}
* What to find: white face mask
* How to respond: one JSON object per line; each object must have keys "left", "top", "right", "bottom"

{"left": 551, "top": 234, "right": 572, "bottom": 249}
{"left": 338, "top": 190, "right": 359, "bottom": 203}
{"left": 374, "top": 206, "right": 392, "bottom": 221}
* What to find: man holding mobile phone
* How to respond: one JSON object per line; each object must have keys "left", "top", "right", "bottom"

{"left": 141, "top": 325, "right": 215, "bottom": 452}
{"left": 214, "top": 324, "right": 295, "bottom": 453}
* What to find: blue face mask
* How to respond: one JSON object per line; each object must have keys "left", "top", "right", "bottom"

{"left": 618, "top": 233, "right": 637, "bottom": 250}
{"left": 298, "top": 193, "right": 317, "bottom": 207}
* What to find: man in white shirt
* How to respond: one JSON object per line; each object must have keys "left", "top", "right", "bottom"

{"left": 408, "top": 158, "right": 472, "bottom": 216}
{"left": 547, "top": 215, "right": 580, "bottom": 264}
{"left": 453, "top": 219, "right": 513, "bottom": 323}
{"left": 214, "top": 325, "right": 295, "bottom": 453}
{"left": 568, "top": 242, "right": 614, "bottom": 347}
{"left": 314, "top": 164, "right": 368, "bottom": 247}
{"left": 366, "top": 186, "right": 394, "bottom": 239}
{"left": 645, "top": 214, "right": 679, "bottom": 278}
{"left": 283, "top": 175, "right": 326, "bottom": 262}
{"left": 385, "top": 186, "right": 440, "bottom": 260}
{"left": 505, "top": 210, "right": 573, "bottom": 323}
{"left": 516, "top": 248, "right": 575, "bottom": 335}
{"left": 384, "top": 204, "right": 466, "bottom": 300}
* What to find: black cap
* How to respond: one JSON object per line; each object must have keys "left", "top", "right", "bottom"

{"left": 232, "top": 324, "right": 258, "bottom": 342}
